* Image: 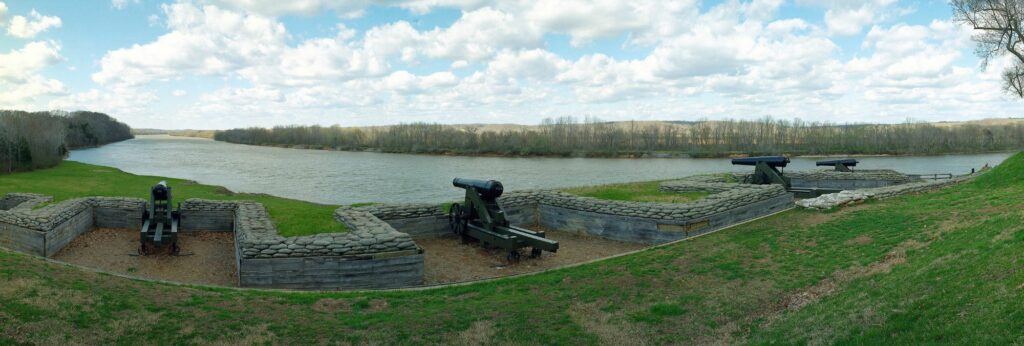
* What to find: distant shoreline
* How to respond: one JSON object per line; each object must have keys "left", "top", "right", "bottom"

{"left": 135, "top": 135, "right": 1015, "bottom": 160}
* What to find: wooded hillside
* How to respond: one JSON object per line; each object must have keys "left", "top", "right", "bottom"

{"left": 0, "top": 110, "right": 133, "bottom": 173}
{"left": 214, "top": 117, "right": 1024, "bottom": 157}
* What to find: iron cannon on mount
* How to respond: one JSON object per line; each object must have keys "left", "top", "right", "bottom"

{"left": 138, "top": 181, "right": 181, "bottom": 255}
{"left": 448, "top": 178, "right": 559, "bottom": 262}
{"left": 816, "top": 158, "right": 858, "bottom": 172}
{"left": 731, "top": 156, "right": 791, "bottom": 189}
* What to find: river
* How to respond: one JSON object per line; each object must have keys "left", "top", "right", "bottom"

{"left": 68, "top": 135, "right": 1012, "bottom": 205}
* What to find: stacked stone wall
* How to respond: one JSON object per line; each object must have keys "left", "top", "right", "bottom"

{"left": 356, "top": 176, "right": 792, "bottom": 245}
{"left": 0, "top": 196, "right": 145, "bottom": 256}
{"left": 796, "top": 174, "right": 974, "bottom": 210}
{"left": 787, "top": 169, "right": 919, "bottom": 190}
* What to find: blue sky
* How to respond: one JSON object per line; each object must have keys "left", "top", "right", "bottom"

{"left": 0, "top": 0, "right": 1019, "bottom": 129}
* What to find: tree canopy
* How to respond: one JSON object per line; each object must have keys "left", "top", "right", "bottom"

{"left": 953, "top": 0, "right": 1024, "bottom": 97}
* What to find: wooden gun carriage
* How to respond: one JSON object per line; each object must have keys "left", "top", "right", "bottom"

{"left": 138, "top": 181, "right": 181, "bottom": 255}
{"left": 448, "top": 178, "right": 559, "bottom": 262}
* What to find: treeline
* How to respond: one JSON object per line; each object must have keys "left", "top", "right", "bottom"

{"left": 213, "top": 117, "right": 1024, "bottom": 158}
{"left": 0, "top": 110, "right": 133, "bottom": 173}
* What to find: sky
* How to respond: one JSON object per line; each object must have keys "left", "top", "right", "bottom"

{"left": 0, "top": 0, "right": 1020, "bottom": 129}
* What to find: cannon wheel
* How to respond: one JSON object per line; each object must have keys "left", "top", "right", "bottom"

{"left": 530, "top": 248, "right": 543, "bottom": 258}
{"left": 138, "top": 243, "right": 148, "bottom": 256}
{"left": 506, "top": 250, "right": 521, "bottom": 263}
{"left": 448, "top": 203, "right": 470, "bottom": 243}
{"left": 171, "top": 242, "right": 181, "bottom": 256}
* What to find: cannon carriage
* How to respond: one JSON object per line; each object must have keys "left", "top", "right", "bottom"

{"left": 448, "top": 178, "right": 559, "bottom": 262}
{"left": 731, "top": 156, "right": 791, "bottom": 188}
{"left": 138, "top": 181, "right": 181, "bottom": 255}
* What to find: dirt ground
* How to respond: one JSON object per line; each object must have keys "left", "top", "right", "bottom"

{"left": 53, "top": 228, "right": 238, "bottom": 287}
{"left": 53, "top": 227, "right": 648, "bottom": 288}
{"left": 418, "top": 228, "right": 647, "bottom": 285}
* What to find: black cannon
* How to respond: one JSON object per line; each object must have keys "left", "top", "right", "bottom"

{"left": 816, "top": 158, "right": 858, "bottom": 172}
{"left": 139, "top": 181, "right": 181, "bottom": 255}
{"left": 448, "top": 178, "right": 559, "bottom": 262}
{"left": 731, "top": 156, "right": 791, "bottom": 188}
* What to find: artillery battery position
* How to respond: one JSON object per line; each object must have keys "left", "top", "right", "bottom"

{"left": 448, "top": 178, "right": 559, "bottom": 262}
{"left": 139, "top": 181, "right": 182, "bottom": 255}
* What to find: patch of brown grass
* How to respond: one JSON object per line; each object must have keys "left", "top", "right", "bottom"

{"left": 453, "top": 320, "right": 497, "bottom": 346}
{"left": 312, "top": 298, "right": 352, "bottom": 313}
{"left": 568, "top": 301, "right": 648, "bottom": 345}
{"left": 845, "top": 235, "right": 873, "bottom": 245}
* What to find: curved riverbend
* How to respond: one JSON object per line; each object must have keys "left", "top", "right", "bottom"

{"left": 69, "top": 135, "right": 1012, "bottom": 205}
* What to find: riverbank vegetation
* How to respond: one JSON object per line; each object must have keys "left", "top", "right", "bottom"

{"left": 562, "top": 181, "right": 709, "bottom": 203}
{"left": 214, "top": 117, "right": 1024, "bottom": 158}
{"left": 1, "top": 153, "right": 1020, "bottom": 343}
{"left": 0, "top": 161, "right": 346, "bottom": 236}
{"left": 0, "top": 110, "right": 132, "bottom": 174}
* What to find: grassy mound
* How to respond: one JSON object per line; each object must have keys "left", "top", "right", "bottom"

{"left": 0, "top": 161, "right": 346, "bottom": 236}
{"left": 0, "top": 154, "right": 1022, "bottom": 343}
{"left": 563, "top": 181, "right": 709, "bottom": 203}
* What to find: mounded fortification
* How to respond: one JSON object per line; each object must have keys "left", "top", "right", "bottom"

{"left": 0, "top": 167, "right": 971, "bottom": 290}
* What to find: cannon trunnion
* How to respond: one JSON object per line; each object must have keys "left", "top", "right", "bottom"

{"left": 448, "top": 178, "right": 559, "bottom": 262}
{"left": 139, "top": 181, "right": 182, "bottom": 255}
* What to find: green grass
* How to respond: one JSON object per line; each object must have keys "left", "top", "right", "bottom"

{"left": 562, "top": 180, "right": 709, "bottom": 203}
{"left": 1, "top": 154, "right": 1023, "bottom": 343}
{"left": 0, "top": 161, "right": 345, "bottom": 236}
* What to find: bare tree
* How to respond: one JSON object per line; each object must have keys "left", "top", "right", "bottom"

{"left": 952, "top": 0, "right": 1024, "bottom": 97}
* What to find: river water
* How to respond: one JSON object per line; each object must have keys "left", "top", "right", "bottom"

{"left": 68, "top": 135, "right": 1012, "bottom": 205}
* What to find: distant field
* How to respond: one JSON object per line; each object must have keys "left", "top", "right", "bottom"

{"left": 562, "top": 180, "right": 709, "bottom": 203}
{"left": 1, "top": 154, "right": 1018, "bottom": 343}
{"left": 0, "top": 161, "right": 346, "bottom": 236}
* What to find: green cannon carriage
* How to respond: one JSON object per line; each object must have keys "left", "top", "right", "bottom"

{"left": 448, "top": 178, "right": 559, "bottom": 262}
{"left": 138, "top": 181, "right": 181, "bottom": 255}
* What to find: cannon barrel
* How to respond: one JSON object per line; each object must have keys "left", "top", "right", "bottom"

{"left": 453, "top": 178, "right": 504, "bottom": 198}
{"left": 730, "top": 156, "right": 790, "bottom": 167}
{"left": 816, "top": 159, "right": 858, "bottom": 167}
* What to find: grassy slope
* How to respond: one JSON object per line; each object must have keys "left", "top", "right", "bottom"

{"left": 1, "top": 154, "right": 1023, "bottom": 343}
{"left": 562, "top": 181, "right": 709, "bottom": 203}
{"left": 0, "top": 161, "right": 345, "bottom": 236}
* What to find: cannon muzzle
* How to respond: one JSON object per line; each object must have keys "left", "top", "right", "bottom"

{"left": 453, "top": 178, "right": 504, "bottom": 198}
{"left": 151, "top": 181, "right": 170, "bottom": 200}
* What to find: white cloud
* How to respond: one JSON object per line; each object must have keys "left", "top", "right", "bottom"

{"left": 30, "top": 0, "right": 1017, "bottom": 128}
{"left": 112, "top": 0, "right": 140, "bottom": 10}
{"left": 525, "top": 0, "right": 647, "bottom": 46}
{"left": 802, "top": 0, "right": 900, "bottom": 36}
{"left": 6, "top": 9, "right": 61, "bottom": 38}
{"left": 0, "top": 40, "right": 65, "bottom": 107}
{"left": 93, "top": 3, "right": 287, "bottom": 86}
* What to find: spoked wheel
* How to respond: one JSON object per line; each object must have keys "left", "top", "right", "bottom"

{"left": 507, "top": 250, "right": 521, "bottom": 263}
{"left": 530, "top": 248, "right": 543, "bottom": 258}
{"left": 448, "top": 203, "right": 470, "bottom": 243}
